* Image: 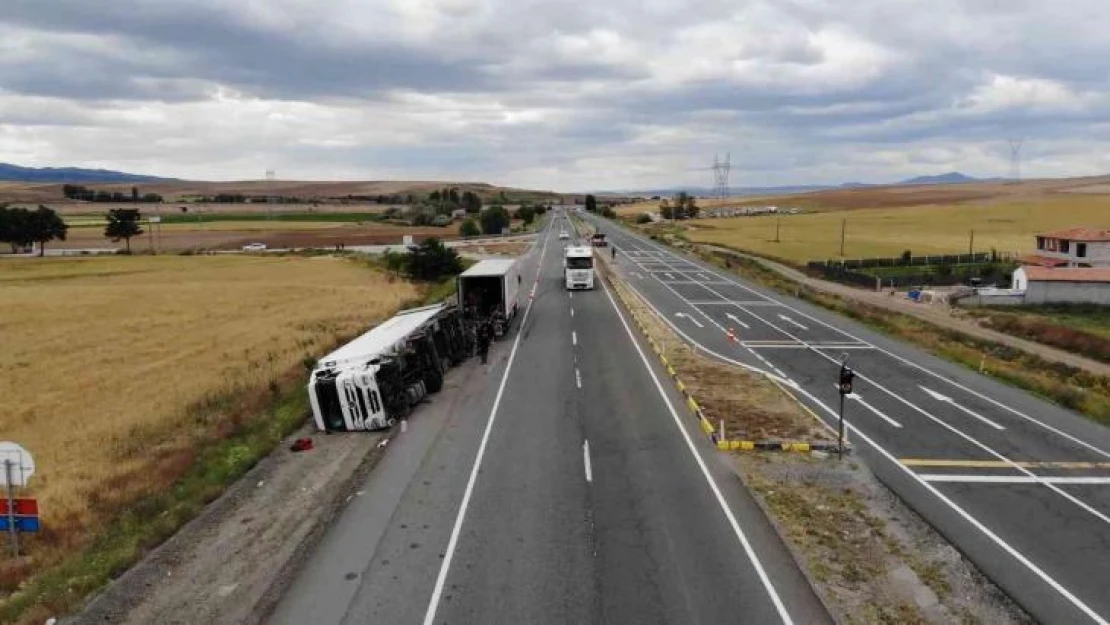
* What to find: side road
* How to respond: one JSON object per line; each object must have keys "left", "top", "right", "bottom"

{"left": 700, "top": 244, "right": 1110, "bottom": 378}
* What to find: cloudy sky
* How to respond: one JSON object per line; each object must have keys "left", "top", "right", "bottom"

{"left": 2, "top": 0, "right": 1110, "bottom": 191}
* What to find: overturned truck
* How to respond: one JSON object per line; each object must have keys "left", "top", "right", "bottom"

{"left": 308, "top": 303, "right": 470, "bottom": 432}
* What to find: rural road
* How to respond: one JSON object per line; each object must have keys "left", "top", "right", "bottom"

{"left": 587, "top": 213, "right": 1110, "bottom": 624}
{"left": 269, "top": 214, "right": 831, "bottom": 624}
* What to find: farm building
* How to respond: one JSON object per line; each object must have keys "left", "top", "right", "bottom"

{"left": 1011, "top": 266, "right": 1110, "bottom": 305}
{"left": 1025, "top": 227, "right": 1110, "bottom": 268}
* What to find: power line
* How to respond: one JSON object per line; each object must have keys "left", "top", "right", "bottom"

{"left": 1008, "top": 138, "right": 1024, "bottom": 183}
{"left": 712, "top": 153, "right": 731, "bottom": 201}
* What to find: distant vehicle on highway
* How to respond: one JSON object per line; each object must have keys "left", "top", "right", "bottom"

{"left": 564, "top": 245, "right": 595, "bottom": 290}
{"left": 559, "top": 231, "right": 570, "bottom": 240}
{"left": 591, "top": 232, "right": 608, "bottom": 247}
{"left": 242, "top": 243, "right": 267, "bottom": 251}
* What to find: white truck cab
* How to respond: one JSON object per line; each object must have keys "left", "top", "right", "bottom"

{"left": 564, "top": 245, "right": 595, "bottom": 290}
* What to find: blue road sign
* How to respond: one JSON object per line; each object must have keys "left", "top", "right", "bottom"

{"left": 0, "top": 516, "right": 39, "bottom": 532}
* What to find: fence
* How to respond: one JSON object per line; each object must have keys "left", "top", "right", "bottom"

{"left": 806, "top": 255, "right": 1020, "bottom": 289}
{"left": 814, "top": 251, "right": 1019, "bottom": 270}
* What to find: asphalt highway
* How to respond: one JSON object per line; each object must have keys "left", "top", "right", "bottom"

{"left": 588, "top": 212, "right": 1110, "bottom": 625}
{"left": 270, "top": 215, "right": 830, "bottom": 624}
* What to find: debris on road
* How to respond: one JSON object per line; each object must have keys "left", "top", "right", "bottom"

{"left": 289, "top": 438, "right": 314, "bottom": 452}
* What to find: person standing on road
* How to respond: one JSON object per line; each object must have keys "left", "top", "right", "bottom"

{"left": 611, "top": 245, "right": 616, "bottom": 260}
{"left": 477, "top": 319, "right": 492, "bottom": 364}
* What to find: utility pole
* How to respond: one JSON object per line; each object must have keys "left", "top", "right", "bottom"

{"left": 969, "top": 229, "right": 974, "bottom": 256}
{"left": 774, "top": 218, "right": 781, "bottom": 243}
{"left": 839, "top": 219, "right": 846, "bottom": 257}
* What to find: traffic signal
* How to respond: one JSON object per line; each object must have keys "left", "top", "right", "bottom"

{"left": 838, "top": 365, "right": 855, "bottom": 395}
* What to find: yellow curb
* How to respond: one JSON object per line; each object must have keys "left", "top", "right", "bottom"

{"left": 676, "top": 379, "right": 686, "bottom": 393}
{"left": 687, "top": 397, "right": 700, "bottom": 413}
{"left": 699, "top": 417, "right": 714, "bottom": 434}
{"left": 717, "top": 440, "right": 729, "bottom": 450}
{"left": 667, "top": 365, "right": 676, "bottom": 377}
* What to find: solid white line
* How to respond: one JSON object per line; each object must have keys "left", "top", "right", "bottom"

{"left": 583, "top": 440, "right": 593, "bottom": 483}
{"left": 572, "top": 330, "right": 578, "bottom": 346}
{"left": 600, "top": 274, "right": 795, "bottom": 625}
{"left": 422, "top": 221, "right": 552, "bottom": 625}
{"left": 778, "top": 381, "right": 1110, "bottom": 625}
{"left": 576, "top": 368, "right": 582, "bottom": 389}
{"left": 921, "top": 475, "right": 1110, "bottom": 485}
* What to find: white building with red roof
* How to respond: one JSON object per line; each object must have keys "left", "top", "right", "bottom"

{"left": 1011, "top": 266, "right": 1110, "bottom": 305}
{"left": 1027, "top": 227, "right": 1110, "bottom": 268}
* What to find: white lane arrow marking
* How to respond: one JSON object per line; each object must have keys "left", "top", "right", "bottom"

{"left": 631, "top": 272, "right": 644, "bottom": 279}
{"left": 675, "top": 312, "right": 704, "bottom": 328}
{"left": 778, "top": 314, "right": 808, "bottom": 331}
{"left": 696, "top": 273, "right": 711, "bottom": 281}
{"left": 664, "top": 272, "right": 676, "bottom": 280}
{"left": 836, "top": 388, "right": 903, "bottom": 428}
{"left": 583, "top": 440, "right": 593, "bottom": 483}
{"left": 576, "top": 368, "right": 582, "bottom": 389}
{"left": 920, "top": 386, "right": 1005, "bottom": 430}
{"left": 725, "top": 313, "right": 750, "bottom": 329}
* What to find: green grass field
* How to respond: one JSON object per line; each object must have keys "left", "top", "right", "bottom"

{"left": 679, "top": 195, "right": 1110, "bottom": 264}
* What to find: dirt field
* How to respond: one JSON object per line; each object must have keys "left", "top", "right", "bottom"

{"left": 0, "top": 255, "right": 416, "bottom": 605}
{"left": 53, "top": 222, "right": 461, "bottom": 251}
{"left": 674, "top": 194, "right": 1110, "bottom": 263}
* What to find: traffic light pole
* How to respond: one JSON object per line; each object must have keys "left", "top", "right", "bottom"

{"left": 838, "top": 393, "right": 845, "bottom": 459}
{"left": 837, "top": 359, "right": 854, "bottom": 460}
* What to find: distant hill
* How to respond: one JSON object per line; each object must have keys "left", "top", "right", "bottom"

{"left": 898, "top": 172, "right": 979, "bottom": 185}
{"left": 0, "top": 162, "right": 173, "bottom": 183}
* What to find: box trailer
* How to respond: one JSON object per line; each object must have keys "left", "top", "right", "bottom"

{"left": 457, "top": 258, "right": 521, "bottom": 327}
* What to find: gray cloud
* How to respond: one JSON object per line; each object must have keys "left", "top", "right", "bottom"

{"left": 3, "top": 0, "right": 1110, "bottom": 189}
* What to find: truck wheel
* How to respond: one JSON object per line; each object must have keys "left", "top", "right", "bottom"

{"left": 425, "top": 370, "right": 444, "bottom": 394}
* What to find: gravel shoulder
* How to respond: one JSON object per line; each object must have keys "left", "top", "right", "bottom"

{"left": 64, "top": 424, "right": 387, "bottom": 625}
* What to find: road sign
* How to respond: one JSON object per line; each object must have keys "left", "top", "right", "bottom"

{"left": 0, "top": 443, "right": 34, "bottom": 487}
{"left": 149, "top": 216, "right": 161, "bottom": 223}
{"left": 0, "top": 517, "right": 39, "bottom": 533}
{"left": 0, "top": 499, "right": 37, "bottom": 516}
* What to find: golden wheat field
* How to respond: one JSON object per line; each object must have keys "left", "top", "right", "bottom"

{"left": 0, "top": 255, "right": 416, "bottom": 554}
{"left": 680, "top": 195, "right": 1110, "bottom": 263}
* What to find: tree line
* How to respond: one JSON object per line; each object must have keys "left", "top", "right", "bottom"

{"left": 63, "top": 185, "right": 163, "bottom": 203}
{"left": 0, "top": 205, "right": 68, "bottom": 256}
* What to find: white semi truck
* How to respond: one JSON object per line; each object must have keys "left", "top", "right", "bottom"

{"left": 564, "top": 245, "right": 595, "bottom": 290}
{"left": 307, "top": 304, "right": 468, "bottom": 432}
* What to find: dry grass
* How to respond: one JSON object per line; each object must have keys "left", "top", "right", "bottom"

{"left": 681, "top": 195, "right": 1110, "bottom": 263}
{"left": 0, "top": 254, "right": 416, "bottom": 586}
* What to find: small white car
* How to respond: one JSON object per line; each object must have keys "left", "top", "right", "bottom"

{"left": 242, "top": 243, "right": 267, "bottom": 251}
{"left": 559, "top": 231, "right": 569, "bottom": 240}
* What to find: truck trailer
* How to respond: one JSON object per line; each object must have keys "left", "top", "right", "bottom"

{"left": 457, "top": 258, "right": 521, "bottom": 328}
{"left": 307, "top": 303, "right": 469, "bottom": 432}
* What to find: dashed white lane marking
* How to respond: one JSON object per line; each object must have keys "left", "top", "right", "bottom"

{"left": 922, "top": 475, "right": 1110, "bottom": 485}
{"left": 576, "top": 368, "right": 582, "bottom": 389}
{"left": 571, "top": 307, "right": 575, "bottom": 317}
{"left": 725, "top": 312, "right": 750, "bottom": 329}
{"left": 572, "top": 330, "right": 578, "bottom": 346}
{"left": 583, "top": 440, "right": 593, "bottom": 483}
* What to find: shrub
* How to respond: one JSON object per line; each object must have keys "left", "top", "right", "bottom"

{"left": 636, "top": 214, "right": 652, "bottom": 224}
{"left": 459, "top": 219, "right": 480, "bottom": 237}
